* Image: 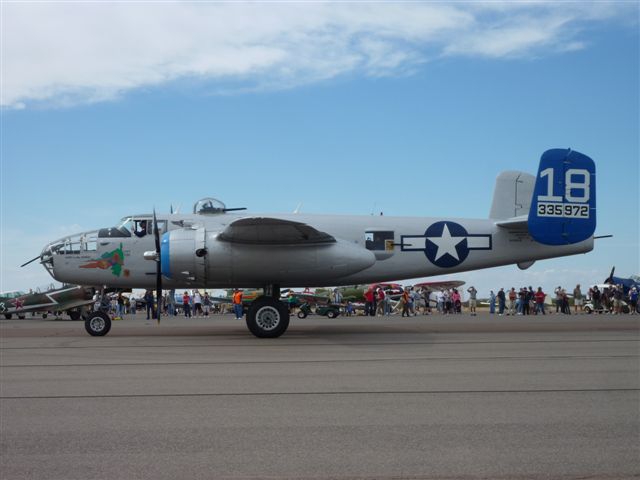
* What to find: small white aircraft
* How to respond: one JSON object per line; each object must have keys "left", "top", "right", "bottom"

{"left": 29, "top": 148, "right": 597, "bottom": 338}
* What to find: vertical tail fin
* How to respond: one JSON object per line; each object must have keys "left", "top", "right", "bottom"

{"left": 528, "top": 148, "right": 596, "bottom": 245}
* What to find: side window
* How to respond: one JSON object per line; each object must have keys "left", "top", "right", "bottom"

{"left": 133, "top": 220, "right": 149, "bottom": 238}
{"left": 155, "top": 220, "right": 167, "bottom": 234}
{"left": 365, "top": 231, "right": 394, "bottom": 251}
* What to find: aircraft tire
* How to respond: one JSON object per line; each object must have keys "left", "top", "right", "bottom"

{"left": 4, "top": 314, "right": 12, "bottom": 319}
{"left": 42, "top": 313, "right": 48, "bottom": 319}
{"left": 297, "top": 311, "right": 307, "bottom": 319}
{"left": 18, "top": 314, "right": 25, "bottom": 320}
{"left": 246, "top": 297, "right": 290, "bottom": 338}
{"left": 68, "top": 309, "right": 82, "bottom": 321}
{"left": 84, "top": 312, "right": 112, "bottom": 337}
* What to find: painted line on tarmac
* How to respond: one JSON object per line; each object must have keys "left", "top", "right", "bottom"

{"left": 2, "top": 388, "right": 638, "bottom": 400}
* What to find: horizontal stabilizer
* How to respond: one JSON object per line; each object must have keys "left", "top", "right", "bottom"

{"left": 495, "top": 215, "right": 528, "bottom": 230}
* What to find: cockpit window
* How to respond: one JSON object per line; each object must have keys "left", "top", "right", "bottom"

{"left": 133, "top": 220, "right": 149, "bottom": 238}
{"left": 115, "top": 217, "right": 165, "bottom": 238}
{"left": 98, "top": 227, "right": 131, "bottom": 238}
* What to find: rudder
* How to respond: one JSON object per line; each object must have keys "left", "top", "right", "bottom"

{"left": 528, "top": 148, "right": 596, "bottom": 245}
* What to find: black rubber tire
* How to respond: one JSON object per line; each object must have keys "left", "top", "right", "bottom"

{"left": 297, "top": 310, "right": 307, "bottom": 319}
{"left": 42, "top": 313, "right": 48, "bottom": 319}
{"left": 84, "top": 312, "right": 112, "bottom": 336}
{"left": 68, "top": 309, "right": 82, "bottom": 321}
{"left": 246, "top": 297, "right": 290, "bottom": 338}
{"left": 326, "top": 310, "right": 339, "bottom": 319}
{"left": 584, "top": 306, "right": 592, "bottom": 314}
{"left": 18, "top": 314, "right": 25, "bottom": 319}
{"left": 4, "top": 314, "right": 12, "bottom": 319}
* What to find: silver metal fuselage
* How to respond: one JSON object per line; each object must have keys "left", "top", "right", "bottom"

{"left": 42, "top": 212, "right": 593, "bottom": 289}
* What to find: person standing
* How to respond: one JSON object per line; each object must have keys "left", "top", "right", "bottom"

{"left": 287, "top": 291, "right": 297, "bottom": 314}
{"left": 561, "top": 289, "right": 571, "bottom": 314}
{"left": 554, "top": 286, "right": 563, "bottom": 314}
{"left": 421, "top": 288, "right": 431, "bottom": 315}
{"left": 592, "top": 286, "right": 601, "bottom": 312}
{"left": 116, "top": 292, "right": 125, "bottom": 319}
{"left": 525, "top": 287, "right": 533, "bottom": 315}
{"left": 436, "top": 290, "right": 445, "bottom": 314}
{"left": 333, "top": 288, "right": 343, "bottom": 306}
{"left": 507, "top": 288, "right": 517, "bottom": 316}
{"left": 497, "top": 288, "right": 506, "bottom": 316}
{"left": 363, "top": 288, "right": 374, "bottom": 316}
{"left": 401, "top": 288, "right": 411, "bottom": 317}
{"left": 467, "top": 286, "right": 478, "bottom": 316}
{"left": 451, "top": 289, "right": 461, "bottom": 314}
{"left": 628, "top": 287, "right": 638, "bottom": 314}
{"left": 573, "top": 284, "right": 584, "bottom": 314}
{"left": 130, "top": 294, "right": 137, "bottom": 315}
{"left": 534, "top": 287, "right": 546, "bottom": 315}
{"left": 203, "top": 292, "right": 211, "bottom": 316}
{"left": 411, "top": 288, "right": 421, "bottom": 316}
{"left": 232, "top": 288, "right": 244, "bottom": 320}
{"left": 193, "top": 290, "right": 203, "bottom": 317}
{"left": 182, "top": 291, "right": 191, "bottom": 318}
{"left": 613, "top": 285, "right": 623, "bottom": 315}
{"left": 167, "top": 289, "right": 176, "bottom": 316}
{"left": 376, "top": 288, "right": 386, "bottom": 316}
{"left": 144, "top": 290, "right": 155, "bottom": 320}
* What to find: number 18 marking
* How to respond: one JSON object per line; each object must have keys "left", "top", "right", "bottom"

{"left": 538, "top": 168, "right": 590, "bottom": 203}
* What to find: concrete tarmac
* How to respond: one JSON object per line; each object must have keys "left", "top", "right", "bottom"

{"left": 1, "top": 312, "right": 639, "bottom": 479}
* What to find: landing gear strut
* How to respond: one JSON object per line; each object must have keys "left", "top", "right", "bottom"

{"left": 246, "top": 284, "right": 290, "bottom": 338}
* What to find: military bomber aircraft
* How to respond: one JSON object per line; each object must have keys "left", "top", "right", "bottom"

{"left": 30, "top": 148, "right": 597, "bottom": 338}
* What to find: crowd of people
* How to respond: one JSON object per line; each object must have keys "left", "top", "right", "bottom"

{"left": 96, "top": 281, "right": 639, "bottom": 320}
{"left": 486, "top": 283, "right": 638, "bottom": 315}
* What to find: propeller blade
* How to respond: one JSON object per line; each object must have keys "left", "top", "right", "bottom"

{"left": 20, "top": 255, "right": 41, "bottom": 268}
{"left": 606, "top": 266, "right": 615, "bottom": 283}
{"left": 153, "top": 209, "right": 162, "bottom": 324}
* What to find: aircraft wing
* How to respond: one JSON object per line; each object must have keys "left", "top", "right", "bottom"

{"left": 413, "top": 280, "right": 466, "bottom": 290}
{"left": 218, "top": 218, "right": 336, "bottom": 245}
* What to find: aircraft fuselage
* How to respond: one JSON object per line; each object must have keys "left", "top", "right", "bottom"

{"left": 43, "top": 212, "right": 593, "bottom": 289}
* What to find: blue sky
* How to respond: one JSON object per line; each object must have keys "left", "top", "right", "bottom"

{"left": 1, "top": 2, "right": 638, "bottom": 296}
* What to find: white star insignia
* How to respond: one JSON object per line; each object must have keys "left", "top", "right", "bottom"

{"left": 427, "top": 224, "right": 465, "bottom": 261}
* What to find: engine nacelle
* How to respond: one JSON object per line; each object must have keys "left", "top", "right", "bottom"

{"left": 161, "top": 228, "right": 376, "bottom": 287}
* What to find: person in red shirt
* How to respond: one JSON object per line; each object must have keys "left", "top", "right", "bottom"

{"left": 182, "top": 291, "right": 191, "bottom": 318}
{"left": 363, "top": 288, "right": 374, "bottom": 316}
{"left": 534, "top": 288, "right": 546, "bottom": 315}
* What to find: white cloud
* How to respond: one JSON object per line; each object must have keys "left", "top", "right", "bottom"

{"left": 0, "top": 2, "right": 633, "bottom": 108}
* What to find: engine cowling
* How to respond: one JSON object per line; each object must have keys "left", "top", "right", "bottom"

{"left": 161, "top": 227, "right": 376, "bottom": 286}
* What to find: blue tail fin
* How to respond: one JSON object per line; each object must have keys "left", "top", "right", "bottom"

{"left": 528, "top": 148, "right": 596, "bottom": 245}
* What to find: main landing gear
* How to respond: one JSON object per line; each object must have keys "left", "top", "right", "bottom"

{"left": 84, "top": 311, "right": 112, "bottom": 336}
{"left": 245, "top": 284, "right": 290, "bottom": 338}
